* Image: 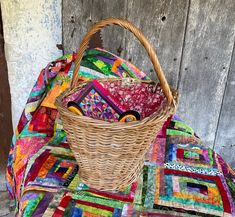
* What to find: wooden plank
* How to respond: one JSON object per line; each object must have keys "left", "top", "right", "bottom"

{"left": 91, "top": 0, "right": 127, "bottom": 56}
{"left": 177, "top": 0, "right": 235, "bottom": 148}
{"left": 125, "top": 0, "right": 189, "bottom": 87}
{"left": 0, "top": 53, "right": 12, "bottom": 174}
{"left": 0, "top": 6, "right": 13, "bottom": 175}
{"left": 63, "top": 0, "right": 93, "bottom": 53}
{"left": 63, "top": 0, "right": 126, "bottom": 55}
{"left": 214, "top": 44, "right": 235, "bottom": 168}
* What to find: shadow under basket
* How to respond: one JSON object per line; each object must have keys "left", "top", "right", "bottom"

{"left": 55, "top": 17, "right": 179, "bottom": 191}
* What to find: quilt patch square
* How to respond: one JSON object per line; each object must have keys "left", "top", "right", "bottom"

{"left": 166, "top": 143, "right": 215, "bottom": 168}
{"left": 25, "top": 149, "right": 78, "bottom": 188}
{"left": 154, "top": 168, "right": 233, "bottom": 216}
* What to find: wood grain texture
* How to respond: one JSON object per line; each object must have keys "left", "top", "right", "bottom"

{"left": 0, "top": 6, "right": 13, "bottom": 176}
{"left": 91, "top": 0, "right": 127, "bottom": 56}
{"left": 63, "top": 0, "right": 126, "bottom": 55}
{"left": 214, "top": 44, "right": 235, "bottom": 167}
{"left": 177, "top": 0, "right": 235, "bottom": 148}
{"left": 0, "top": 53, "right": 12, "bottom": 175}
{"left": 125, "top": 0, "right": 189, "bottom": 87}
{"left": 63, "top": 0, "right": 93, "bottom": 53}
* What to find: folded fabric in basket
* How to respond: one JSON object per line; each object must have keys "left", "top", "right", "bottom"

{"left": 68, "top": 79, "right": 129, "bottom": 122}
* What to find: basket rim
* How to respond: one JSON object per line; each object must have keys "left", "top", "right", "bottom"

{"left": 55, "top": 77, "right": 179, "bottom": 129}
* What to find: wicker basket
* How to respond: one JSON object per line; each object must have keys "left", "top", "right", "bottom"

{"left": 56, "top": 17, "right": 179, "bottom": 191}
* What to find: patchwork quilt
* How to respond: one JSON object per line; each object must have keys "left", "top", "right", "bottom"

{"left": 6, "top": 50, "right": 235, "bottom": 217}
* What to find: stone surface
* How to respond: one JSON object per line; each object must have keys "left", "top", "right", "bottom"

{"left": 1, "top": 0, "right": 62, "bottom": 129}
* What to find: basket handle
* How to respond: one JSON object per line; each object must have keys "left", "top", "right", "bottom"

{"left": 71, "top": 17, "right": 173, "bottom": 104}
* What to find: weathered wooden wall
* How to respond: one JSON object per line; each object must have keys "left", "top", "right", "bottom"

{"left": 63, "top": 0, "right": 235, "bottom": 167}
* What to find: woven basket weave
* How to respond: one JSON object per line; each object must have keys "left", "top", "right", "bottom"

{"left": 56, "top": 17, "right": 179, "bottom": 191}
